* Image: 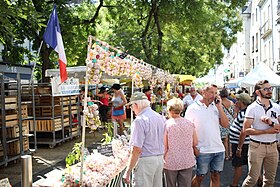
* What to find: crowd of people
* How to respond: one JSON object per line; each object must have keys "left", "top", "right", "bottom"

{"left": 121, "top": 79, "right": 280, "bottom": 187}
{"left": 78, "top": 80, "right": 280, "bottom": 187}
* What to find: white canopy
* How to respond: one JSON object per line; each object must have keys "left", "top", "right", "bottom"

{"left": 239, "top": 63, "right": 280, "bottom": 87}
{"left": 225, "top": 77, "right": 244, "bottom": 89}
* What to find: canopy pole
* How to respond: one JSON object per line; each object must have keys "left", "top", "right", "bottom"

{"left": 131, "top": 79, "right": 134, "bottom": 125}
{"left": 80, "top": 35, "right": 93, "bottom": 186}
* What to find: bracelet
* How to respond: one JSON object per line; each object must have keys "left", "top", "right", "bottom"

{"left": 269, "top": 121, "right": 275, "bottom": 127}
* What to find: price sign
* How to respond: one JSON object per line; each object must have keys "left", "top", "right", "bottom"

{"left": 0, "top": 178, "right": 11, "bottom": 187}
{"left": 97, "top": 144, "right": 113, "bottom": 157}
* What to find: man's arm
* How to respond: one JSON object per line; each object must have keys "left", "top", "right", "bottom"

{"left": 243, "top": 117, "right": 279, "bottom": 135}
{"left": 123, "top": 146, "right": 142, "bottom": 184}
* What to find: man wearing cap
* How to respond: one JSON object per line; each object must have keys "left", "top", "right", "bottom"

{"left": 228, "top": 93, "right": 251, "bottom": 187}
{"left": 123, "top": 92, "right": 166, "bottom": 187}
{"left": 242, "top": 80, "right": 280, "bottom": 187}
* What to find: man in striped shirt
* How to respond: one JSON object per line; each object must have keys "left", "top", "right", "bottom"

{"left": 229, "top": 93, "right": 251, "bottom": 187}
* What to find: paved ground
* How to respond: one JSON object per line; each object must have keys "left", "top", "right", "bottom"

{"left": 1, "top": 128, "right": 280, "bottom": 187}
{"left": 0, "top": 128, "right": 104, "bottom": 186}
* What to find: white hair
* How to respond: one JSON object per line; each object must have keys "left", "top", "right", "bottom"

{"left": 134, "top": 99, "right": 151, "bottom": 110}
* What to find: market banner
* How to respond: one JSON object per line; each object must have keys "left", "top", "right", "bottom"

{"left": 51, "top": 76, "right": 79, "bottom": 96}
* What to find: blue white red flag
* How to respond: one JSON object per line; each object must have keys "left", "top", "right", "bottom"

{"left": 43, "top": 4, "right": 68, "bottom": 83}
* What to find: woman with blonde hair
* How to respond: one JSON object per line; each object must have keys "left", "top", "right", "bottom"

{"left": 164, "top": 98, "right": 198, "bottom": 187}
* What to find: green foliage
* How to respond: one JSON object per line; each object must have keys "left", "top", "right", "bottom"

{"left": 101, "top": 122, "right": 114, "bottom": 144}
{"left": 0, "top": 0, "right": 247, "bottom": 79}
{"left": 65, "top": 142, "right": 82, "bottom": 168}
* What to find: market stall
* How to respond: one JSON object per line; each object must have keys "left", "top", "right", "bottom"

{"left": 35, "top": 36, "right": 175, "bottom": 186}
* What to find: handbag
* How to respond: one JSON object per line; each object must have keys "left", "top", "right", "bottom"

{"left": 113, "top": 107, "right": 125, "bottom": 116}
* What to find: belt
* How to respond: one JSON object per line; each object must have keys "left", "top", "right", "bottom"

{"left": 250, "top": 139, "right": 278, "bottom": 145}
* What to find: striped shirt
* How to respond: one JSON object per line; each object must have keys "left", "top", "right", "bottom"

{"left": 229, "top": 108, "right": 250, "bottom": 145}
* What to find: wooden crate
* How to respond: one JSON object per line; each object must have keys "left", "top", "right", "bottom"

{"left": 39, "top": 96, "right": 60, "bottom": 106}
{"left": 0, "top": 112, "right": 18, "bottom": 127}
{"left": 36, "top": 86, "right": 51, "bottom": 95}
{"left": 2, "top": 96, "right": 17, "bottom": 110}
{"left": 36, "top": 119, "right": 62, "bottom": 131}
{"left": 72, "top": 127, "right": 79, "bottom": 137}
{"left": 0, "top": 144, "right": 4, "bottom": 158}
{"left": 23, "top": 137, "right": 29, "bottom": 151}
{"left": 70, "top": 96, "right": 77, "bottom": 104}
{"left": 21, "top": 104, "right": 28, "bottom": 118}
{"left": 61, "top": 97, "right": 69, "bottom": 105}
{"left": 27, "top": 120, "right": 35, "bottom": 131}
{"left": 7, "top": 140, "right": 20, "bottom": 156}
{"left": 22, "top": 121, "right": 29, "bottom": 136}
{"left": 71, "top": 105, "right": 78, "bottom": 114}
{"left": 6, "top": 126, "right": 19, "bottom": 138}
{"left": 63, "top": 117, "right": 70, "bottom": 127}
{"left": 63, "top": 106, "right": 69, "bottom": 115}
{"left": 41, "top": 106, "right": 61, "bottom": 117}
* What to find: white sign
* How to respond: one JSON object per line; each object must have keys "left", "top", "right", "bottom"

{"left": 0, "top": 178, "right": 11, "bottom": 187}
{"left": 51, "top": 77, "right": 80, "bottom": 96}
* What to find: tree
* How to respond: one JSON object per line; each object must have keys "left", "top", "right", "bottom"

{"left": 0, "top": 0, "right": 247, "bottom": 80}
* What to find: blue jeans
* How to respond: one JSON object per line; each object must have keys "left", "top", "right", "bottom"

{"left": 196, "top": 152, "right": 225, "bottom": 176}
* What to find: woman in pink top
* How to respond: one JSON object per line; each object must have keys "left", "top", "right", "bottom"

{"left": 164, "top": 98, "right": 199, "bottom": 187}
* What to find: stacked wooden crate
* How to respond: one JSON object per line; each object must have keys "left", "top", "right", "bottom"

{"left": 0, "top": 96, "right": 21, "bottom": 156}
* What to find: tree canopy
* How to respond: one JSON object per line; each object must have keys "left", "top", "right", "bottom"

{"left": 0, "top": 0, "right": 247, "bottom": 80}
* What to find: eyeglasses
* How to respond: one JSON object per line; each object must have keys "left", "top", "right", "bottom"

{"left": 260, "top": 87, "right": 273, "bottom": 92}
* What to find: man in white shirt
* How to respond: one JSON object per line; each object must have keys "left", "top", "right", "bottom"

{"left": 185, "top": 84, "right": 229, "bottom": 187}
{"left": 182, "top": 86, "right": 203, "bottom": 108}
{"left": 242, "top": 80, "right": 280, "bottom": 187}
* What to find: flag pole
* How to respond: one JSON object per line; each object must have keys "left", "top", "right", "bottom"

{"left": 80, "top": 35, "right": 92, "bottom": 186}
{"left": 29, "top": 40, "right": 43, "bottom": 85}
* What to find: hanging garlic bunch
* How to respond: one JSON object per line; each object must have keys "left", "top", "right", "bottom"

{"left": 83, "top": 103, "right": 101, "bottom": 131}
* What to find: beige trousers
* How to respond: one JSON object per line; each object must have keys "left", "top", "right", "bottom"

{"left": 132, "top": 155, "right": 164, "bottom": 187}
{"left": 242, "top": 141, "right": 279, "bottom": 187}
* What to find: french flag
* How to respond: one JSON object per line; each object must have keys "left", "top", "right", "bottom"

{"left": 43, "top": 4, "right": 68, "bottom": 83}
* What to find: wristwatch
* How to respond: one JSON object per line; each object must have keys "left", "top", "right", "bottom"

{"left": 269, "top": 121, "right": 275, "bottom": 127}
{"left": 237, "top": 147, "right": 241, "bottom": 151}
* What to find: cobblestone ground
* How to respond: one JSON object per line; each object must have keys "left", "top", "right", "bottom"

{"left": 1, "top": 129, "right": 280, "bottom": 187}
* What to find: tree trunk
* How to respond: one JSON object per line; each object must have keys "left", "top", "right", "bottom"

{"left": 40, "top": 43, "right": 52, "bottom": 83}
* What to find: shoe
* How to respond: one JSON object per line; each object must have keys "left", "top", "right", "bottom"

{"left": 227, "top": 185, "right": 239, "bottom": 187}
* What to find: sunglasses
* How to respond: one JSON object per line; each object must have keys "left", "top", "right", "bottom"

{"left": 259, "top": 87, "right": 273, "bottom": 92}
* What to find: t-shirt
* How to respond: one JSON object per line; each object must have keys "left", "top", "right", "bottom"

{"left": 183, "top": 94, "right": 203, "bottom": 107}
{"left": 229, "top": 108, "right": 250, "bottom": 144}
{"left": 245, "top": 99, "right": 280, "bottom": 142}
{"left": 185, "top": 100, "right": 225, "bottom": 153}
